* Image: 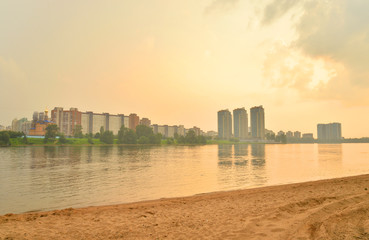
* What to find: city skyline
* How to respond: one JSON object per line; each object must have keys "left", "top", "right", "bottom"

{"left": 1, "top": 1, "right": 369, "bottom": 138}
{"left": 4, "top": 105, "right": 349, "bottom": 140}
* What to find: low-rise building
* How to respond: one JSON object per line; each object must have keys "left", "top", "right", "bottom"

{"left": 302, "top": 133, "right": 314, "bottom": 139}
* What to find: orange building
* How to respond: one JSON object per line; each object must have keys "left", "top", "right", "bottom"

{"left": 29, "top": 110, "right": 53, "bottom": 136}
{"left": 129, "top": 113, "right": 140, "bottom": 131}
{"left": 28, "top": 121, "right": 52, "bottom": 136}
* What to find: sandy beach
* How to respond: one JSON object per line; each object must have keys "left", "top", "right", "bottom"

{"left": 1, "top": 174, "right": 369, "bottom": 240}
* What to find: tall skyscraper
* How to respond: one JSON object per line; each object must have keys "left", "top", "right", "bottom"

{"left": 233, "top": 108, "right": 248, "bottom": 140}
{"left": 218, "top": 109, "right": 232, "bottom": 139}
{"left": 250, "top": 106, "right": 265, "bottom": 140}
{"left": 317, "top": 122, "right": 342, "bottom": 142}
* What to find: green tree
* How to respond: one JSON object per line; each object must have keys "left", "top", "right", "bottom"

{"left": 100, "top": 131, "right": 114, "bottom": 144}
{"left": 22, "top": 135, "right": 28, "bottom": 144}
{"left": 94, "top": 132, "right": 100, "bottom": 139}
{"left": 123, "top": 129, "right": 137, "bottom": 144}
{"left": 138, "top": 136, "right": 150, "bottom": 144}
{"left": 177, "top": 135, "right": 185, "bottom": 144}
{"left": 149, "top": 133, "right": 162, "bottom": 144}
{"left": 73, "top": 125, "right": 83, "bottom": 138}
{"left": 0, "top": 132, "right": 11, "bottom": 146}
{"left": 58, "top": 133, "right": 68, "bottom": 144}
{"left": 185, "top": 130, "right": 198, "bottom": 144}
{"left": 88, "top": 135, "right": 94, "bottom": 144}
{"left": 117, "top": 125, "right": 127, "bottom": 144}
{"left": 276, "top": 134, "right": 287, "bottom": 143}
{"left": 166, "top": 138, "right": 174, "bottom": 144}
{"left": 44, "top": 124, "right": 59, "bottom": 142}
{"left": 173, "top": 132, "right": 179, "bottom": 140}
{"left": 197, "top": 135, "right": 207, "bottom": 144}
{"left": 266, "top": 133, "right": 276, "bottom": 141}
{"left": 136, "top": 125, "right": 154, "bottom": 138}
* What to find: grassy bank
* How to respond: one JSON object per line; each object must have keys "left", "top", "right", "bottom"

{"left": 6, "top": 138, "right": 278, "bottom": 147}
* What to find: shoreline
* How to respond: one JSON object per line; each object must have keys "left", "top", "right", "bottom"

{"left": 2, "top": 174, "right": 369, "bottom": 239}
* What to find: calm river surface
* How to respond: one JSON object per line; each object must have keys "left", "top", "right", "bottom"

{"left": 1, "top": 143, "right": 369, "bottom": 214}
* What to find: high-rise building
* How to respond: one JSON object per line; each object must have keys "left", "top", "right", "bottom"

{"left": 250, "top": 106, "right": 265, "bottom": 140}
{"left": 317, "top": 122, "right": 342, "bottom": 142}
{"left": 218, "top": 109, "right": 232, "bottom": 139}
{"left": 129, "top": 113, "right": 140, "bottom": 131}
{"left": 51, "top": 107, "right": 82, "bottom": 136}
{"left": 233, "top": 108, "right": 248, "bottom": 140}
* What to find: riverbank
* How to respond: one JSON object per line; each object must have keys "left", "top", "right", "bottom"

{"left": 7, "top": 137, "right": 274, "bottom": 147}
{"left": 2, "top": 174, "right": 369, "bottom": 239}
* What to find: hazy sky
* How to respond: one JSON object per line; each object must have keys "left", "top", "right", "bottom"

{"left": 1, "top": 0, "right": 369, "bottom": 137}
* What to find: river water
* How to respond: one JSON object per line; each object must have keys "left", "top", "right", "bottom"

{"left": 0, "top": 143, "right": 368, "bottom": 214}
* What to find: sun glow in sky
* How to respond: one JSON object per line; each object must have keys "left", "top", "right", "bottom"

{"left": 1, "top": 0, "right": 369, "bottom": 137}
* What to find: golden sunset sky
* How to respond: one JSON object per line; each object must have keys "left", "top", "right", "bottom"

{"left": 1, "top": 0, "right": 369, "bottom": 137}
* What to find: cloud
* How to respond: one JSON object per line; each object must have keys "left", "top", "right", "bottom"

{"left": 204, "top": 0, "right": 239, "bottom": 15}
{"left": 261, "top": 0, "right": 369, "bottom": 105}
{"left": 262, "top": 0, "right": 300, "bottom": 25}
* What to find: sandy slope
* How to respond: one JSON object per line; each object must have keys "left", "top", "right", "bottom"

{"left": 1, "top": 174, "right": 369, "bottom": 239}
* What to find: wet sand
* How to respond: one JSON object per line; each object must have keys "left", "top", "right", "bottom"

{"left": 1, "top": 174, "right": 369, "bottom": 239}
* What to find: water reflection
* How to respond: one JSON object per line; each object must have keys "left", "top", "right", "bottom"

{"left": 218, "top": 145, "right": 233, "bottom": 159}
{"left": 318, "top": 144, "right": 343, "bottom": 161}
{"left": 1, "top": 143, "right": 368, "bottom": 214}
{"left": 218, "top": 145, "right": 233, "bottom": 167}
{"left": 216, "top": 144, "right": 267, "bottom": 188}
{"left": 318, "top": 144, "right": 343, "bottom": 175}
{"left": 251, "top": 145, "right": 266, "bottom": 168}
{"left": 234, "top": 145, "right": 248, "bottom": 166}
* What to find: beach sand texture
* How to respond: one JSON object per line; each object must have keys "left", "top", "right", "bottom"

{"left": 1, "top": 174, "right": 369, "bottom": 239}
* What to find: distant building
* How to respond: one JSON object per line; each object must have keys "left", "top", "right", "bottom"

{"left": 177, "top": 125, "right": 185, "bottom": 136}
{"left": 129, "top": 114, "right": 139, "bottom": 131}
{"left": 233, "top": 108, "right": 248, "bottom": 140}
{"left": 80, "top": 112, "right": 127, "bottom": 135}
{"left": 108, "top": 114, "right": 123, "bottom": 135}
{"left": 22, "top": 121, "right": 32, "bottom": 135}
{"left": 218, "top": 109, "right": 232, "bottom": 139}
{"left": 167, "top": 126, "right": 175, "bottom": 138}
{"left": 317, "top": 123, "right": 342, "bottom": 142}
{"left": 286, "top": 131, "right": 293, "bottom": 138}
{"left": 206, "top": 131, "right": 218, "bottom": 138}
{"left": 157, "top": 125, "right": 167, "bottom": 136}
{"left": 12, "top": 118, "right": 31, "bottom": 133}
{"left": 294, "top": 131, "right": 301, "bottom": 138}
{"left": 51, "top": 107, "right": 82, "bottom": 136}
{"left": 277, "top": 130, "right": 285, "bottom": 136}
{"left": 29, "top": 110, "right": 53, "bottom": 136}
{"left": 302, "top": 133, "right": 314, "bottom": 139}
{"left": 190, "top": 126, "right": 201, "bottom": 136}
{"left": 53, "top": 107, "right": 139, "bottom": 135}
{"left": 139, "top": 118, "right": 151, "bottom": 127}
{"left": 250, "top": 106, "right": 265, "bottom": 140}
{"left": 152, "top": 124, "right": 158, "bottom": 134}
